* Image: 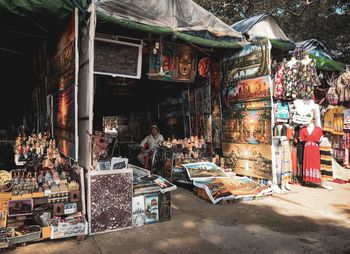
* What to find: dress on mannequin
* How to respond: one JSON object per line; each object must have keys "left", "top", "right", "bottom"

{"left": 299, "top": 122, "right": 323, "bottom": 184}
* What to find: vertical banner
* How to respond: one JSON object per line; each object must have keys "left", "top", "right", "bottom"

{"left": 221, "top": 40, "right": 273, "bottom": 180}
{"left": 50, "top": 10, "right": 78, "bottom": 160}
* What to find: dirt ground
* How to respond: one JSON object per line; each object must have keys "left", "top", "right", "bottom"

{"left": 5, "top": 182, "right": 350, "bottom": 254}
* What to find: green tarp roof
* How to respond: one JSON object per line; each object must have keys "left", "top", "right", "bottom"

{"left": 0, "top": 0, "right": 89, "bottom": 18}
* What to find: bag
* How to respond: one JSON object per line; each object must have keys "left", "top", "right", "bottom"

{"left": 326, "top": 86, "right": 339, "bottom": 105}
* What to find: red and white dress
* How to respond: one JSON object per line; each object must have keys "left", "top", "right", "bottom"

{"left": 300, "top": 126, "right": 323, "bottom": 184}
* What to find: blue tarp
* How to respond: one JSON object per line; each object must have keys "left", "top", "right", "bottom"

{"left": 232, "top": 13, "right": 270, "bottom": 34}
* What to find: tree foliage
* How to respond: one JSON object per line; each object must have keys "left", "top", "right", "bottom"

{"left": 194, "top": 0, "right": 350, "bottom": 63}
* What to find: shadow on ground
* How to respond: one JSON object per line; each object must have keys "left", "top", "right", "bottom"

{"left": 6, "top": 187, "right": 350, "bottom": 254}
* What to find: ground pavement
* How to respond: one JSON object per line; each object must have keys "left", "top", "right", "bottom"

{"left": 6, "top": 182, "right": 350, "bottom": 254}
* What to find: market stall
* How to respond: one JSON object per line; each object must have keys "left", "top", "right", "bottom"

{"left": 76, "top": 0, "right": 247, "bottom": 233}
{"left": 231, "top": 13, "right": 350, "bottom": 193}
{"left": 0, "top": 1, "right": 88, "bottom": 247}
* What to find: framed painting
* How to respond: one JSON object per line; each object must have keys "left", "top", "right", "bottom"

{"left": 182, "top": 162, "right": 227, "bottom": 181}
{"left": 222, "top": 143, "right": 272, "bottom": 180}
{"left": 87, "top": 169, "right": 133, "bottom": 235}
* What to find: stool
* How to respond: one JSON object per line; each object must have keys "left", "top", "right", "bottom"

{"left": 144, "top": 154, "right": 152, "bottom": 169}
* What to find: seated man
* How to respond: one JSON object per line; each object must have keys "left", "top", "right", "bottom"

{"left": 137, "top": 125, "right": 164, "bottom": 166}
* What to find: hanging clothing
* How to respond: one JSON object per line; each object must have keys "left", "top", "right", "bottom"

{"left": 274, "top": 63, "right": 284, "bottom": 99}
{"left": 334, "top": 107, "right": 345, "bottom": 135}
{"left": 295, "top": 59, "right": 320, "bottom": 100}
{"left": 292, "top": 126, "right": 304, "bottom": 183}
{"left": 336, "top": 72, "right": 350, "bottom": 102}
{"left": 273, "top": 125, "right": 293, "bottom": 185}
{"left": 300, "top": 126, "right": 323, "bottom": 184}
{"left": 323, "top": 106, "right": 344, "bottom": 135}
{"left": 343, "top": 109, "right": 350, "bottom": 130}
{"left": 332, "top": 157, "right": 350, "bottom": 182}
{"left": 276, "top": 102, "right": 289, "bottom": 123}
{"left": 282, "top": 60, "right": 299, "bottom": 100}
{"left": 323, "top": 106, "right": 335, "bottom": 133}
{"left": 326, "top": 86, "right": 339, "bottom": 105}
{"left": 319, "top": 138, "right": 333, "bottom": 181}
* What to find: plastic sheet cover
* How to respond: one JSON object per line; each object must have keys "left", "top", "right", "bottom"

{"left": 95, "top": 0, "right": 242, "bottom": 38}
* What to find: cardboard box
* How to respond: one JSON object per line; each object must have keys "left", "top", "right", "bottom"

{"left": 42, "top": 226, "right": 51, "bottom": 239}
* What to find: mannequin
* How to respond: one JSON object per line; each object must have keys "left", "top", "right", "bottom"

{"left": 307, "top": 121, "right": 315, "bottom": 135}
{"left": 293, "top": 99, "right": 321, "bottom": 127}
{"left": 299, "top": 117, "right": 323, "bottom": 185}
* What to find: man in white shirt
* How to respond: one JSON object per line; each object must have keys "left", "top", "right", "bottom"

{"left": 137, "top": 125, "right": 164, "bottom": 166}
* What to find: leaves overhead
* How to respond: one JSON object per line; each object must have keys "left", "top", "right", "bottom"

{"left": 194, "top": 0, "right": 350, "bottom": 63}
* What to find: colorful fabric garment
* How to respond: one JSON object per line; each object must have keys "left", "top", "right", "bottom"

{"left": 282, "top": 60, "right": 298, "bottom": 100}
{"left": 326, "top": 86, "right": 339, "bottom": 105}
{"left": 274, "top": 63, "right": 284, "bottom": 99}
{"left": 323, "top": 106, "right": 344, "bottom": 135}
{"left": 320, "top": 145, "right": 333, "bottom": 181}
{"left": 273, "top": 138, "right": 292, "bottom": 186}
{"left": 336, "top": 72, "right": 350, "bottom": 102}
{"left": 276, "top": 102, "right": 289, "bottom": 120}
{"left": 334, "top": 107, "right": 345, "bottom": 135}
{"left": 295, "top": 59, "right": 320, "bottom": 100}
{"left": 292, "top": 126, "right": 304, "bottom": 183}
{"left": 300, "top": 126, "right": 323, "bottom": 184}
{"left": 281, "top": 140, "right": 292, "bottom": 184}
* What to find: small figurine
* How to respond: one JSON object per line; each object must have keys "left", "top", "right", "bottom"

{"left": 45, "top": 171, "right": 52, "bottom": 183}
{"left": 52, "top": 170, "right": 61, "bottom": 185}
{"left": 37, "top": 171, "right": 45, "bottom": 184}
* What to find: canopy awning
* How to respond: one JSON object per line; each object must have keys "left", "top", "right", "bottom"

{"left": 95, "top": 0, "right": 245, "bottom": 49}
{"left": 0, "top": 0, "right": 89, "bottom": 18}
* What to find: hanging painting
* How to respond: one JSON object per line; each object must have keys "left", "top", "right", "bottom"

{"left": 52, "top": 73, "right": 76, "bottom": 159}
{"left": 222, "top": 39, "right": 271, "bottom": 84}
{"left": 222, "top": 143, "right": 272, "bottom": 179}
{"left": 149, "top": 42, "right": 197, "bottom": 82}
{"left": 222, "top": 75, "right": 271, "bottom": 103}
{"left": 222, "top": 102, "right": 272, "bottom": 145}
{"left": 211, "top": 62, "right": 222, "bottom": 92}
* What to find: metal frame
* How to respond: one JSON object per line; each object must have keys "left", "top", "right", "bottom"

{"left": 93, "top": 36, "right": 143, "bottom": 79}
